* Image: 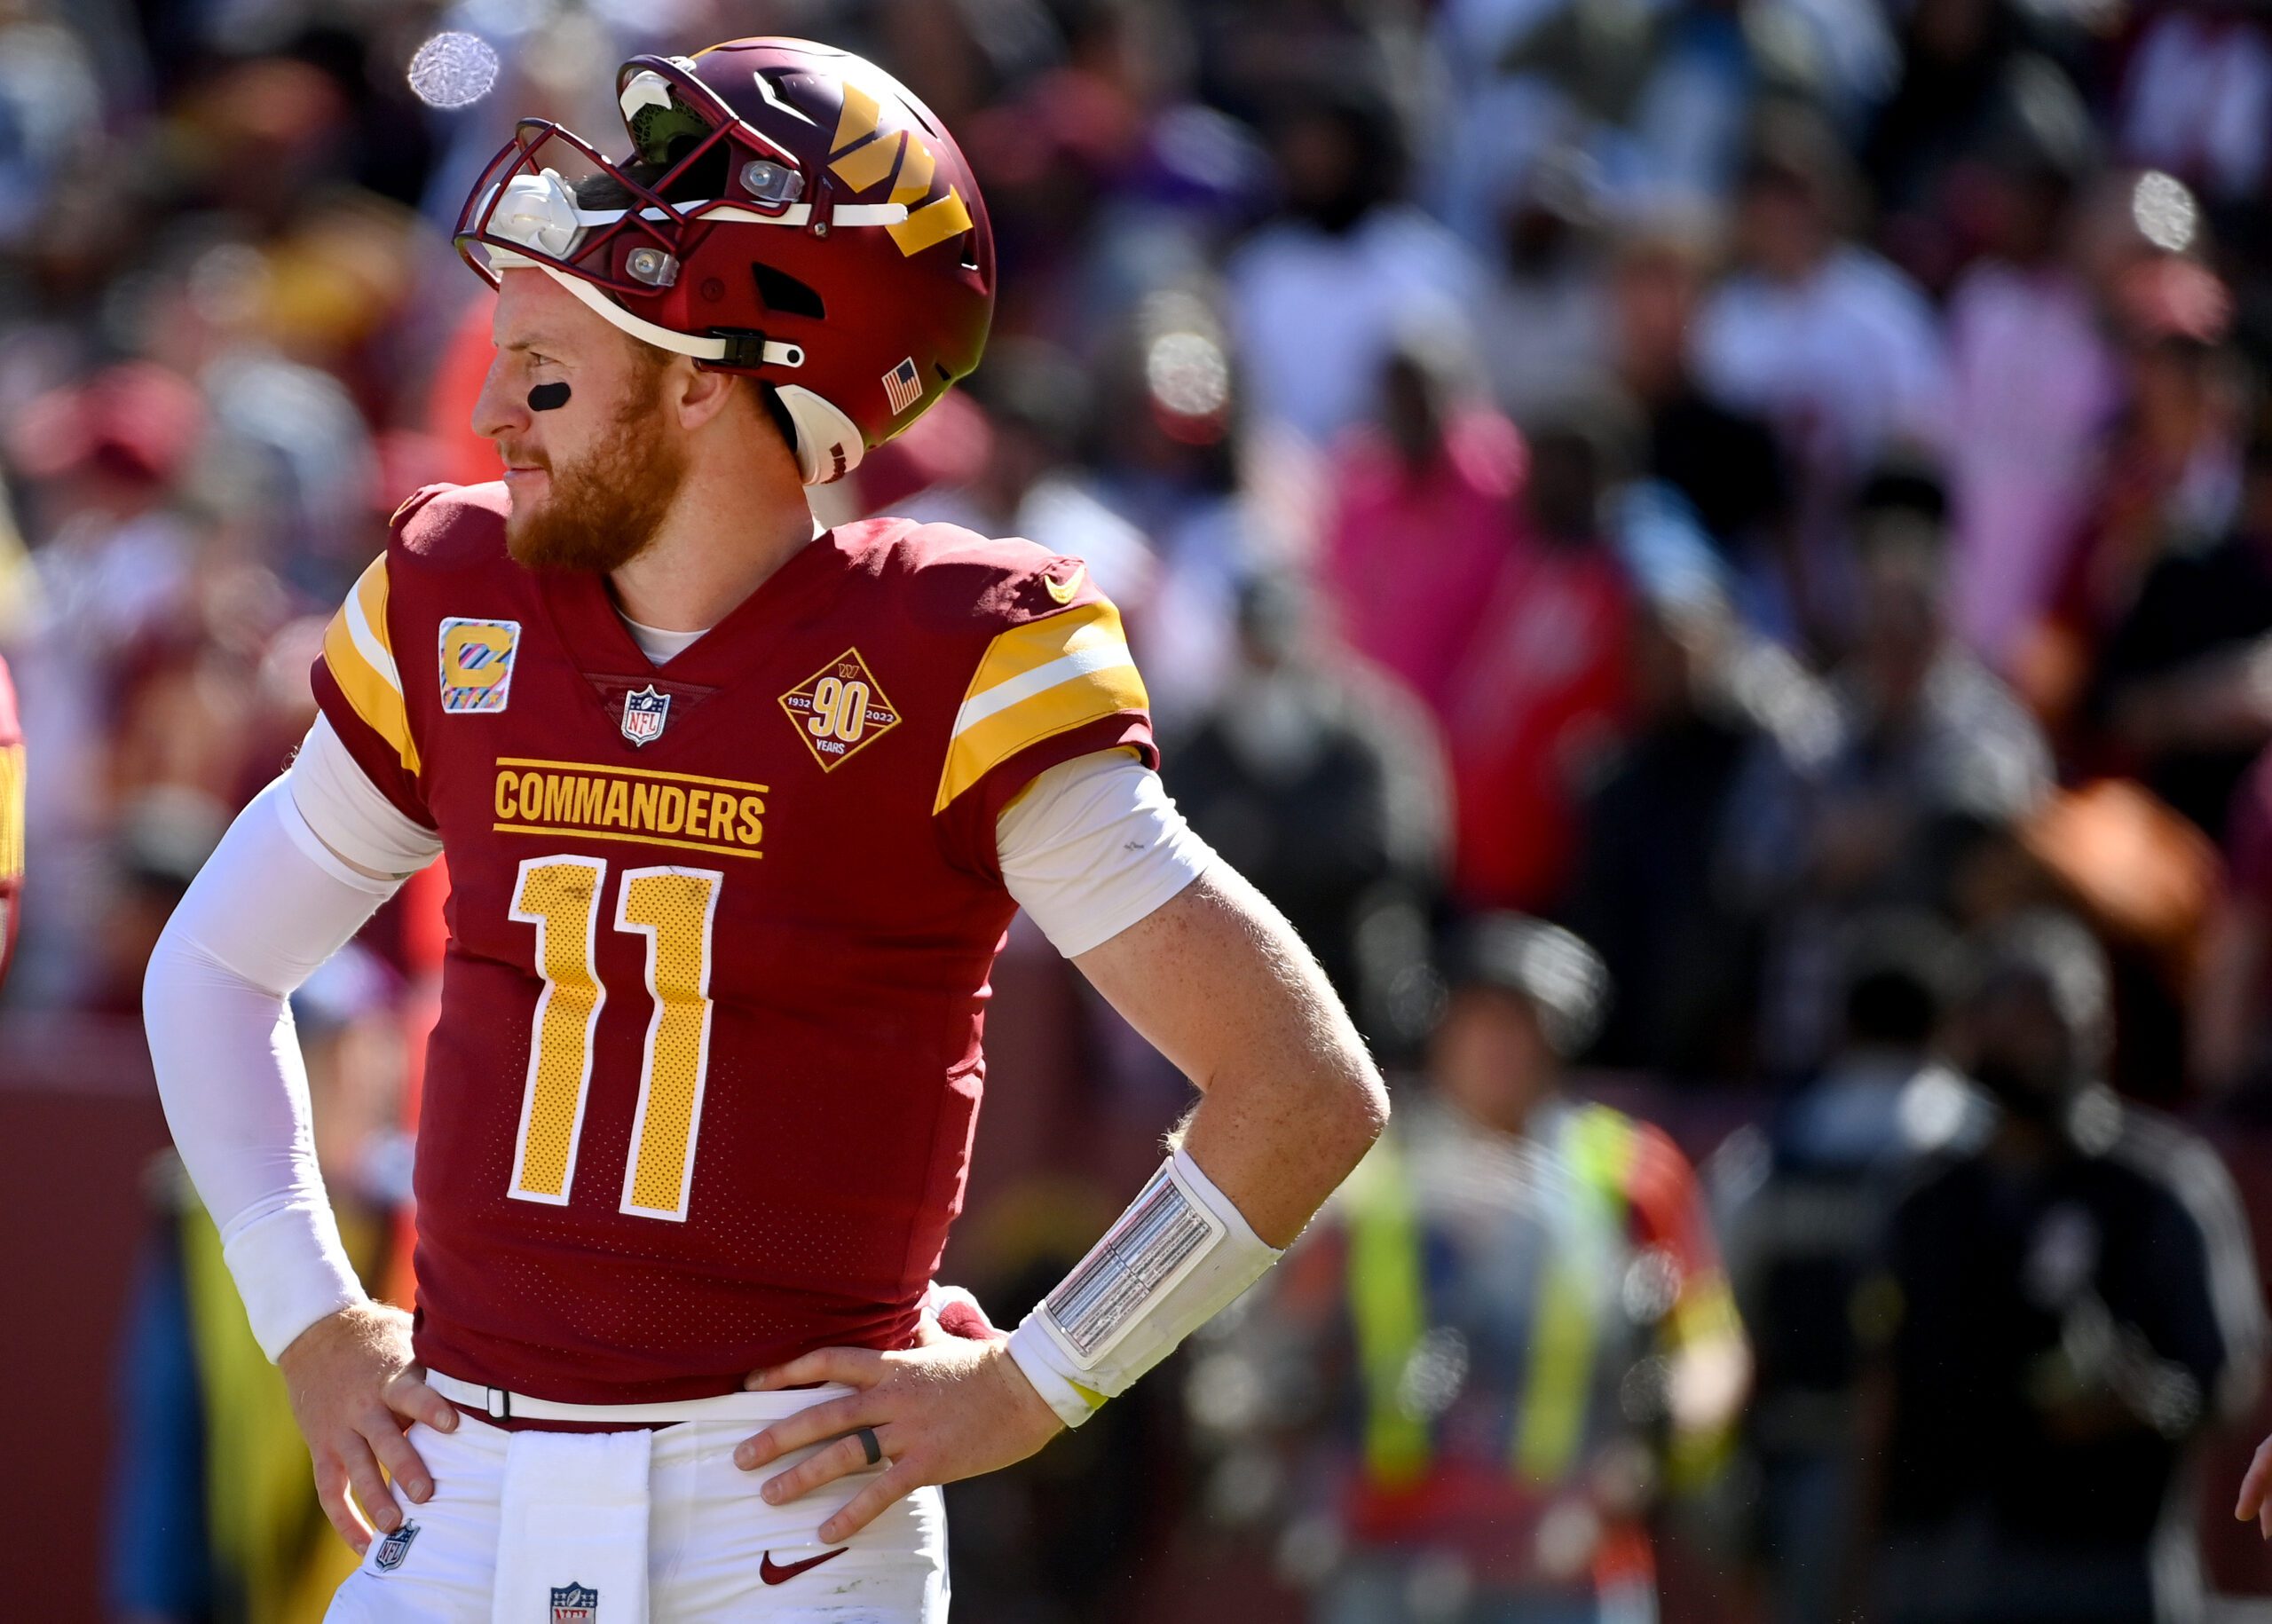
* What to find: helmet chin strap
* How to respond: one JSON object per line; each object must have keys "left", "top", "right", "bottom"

{"left": 511, "top": 258, "right": 806, "bottom": 369}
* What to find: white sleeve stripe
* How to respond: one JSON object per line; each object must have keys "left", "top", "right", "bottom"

{"left": 952, "top": 640, "right": 1137, "bottom": 737}
{"left": 343, "top": 584, "right": 404, "bottom": 694}
{"left": 288, "top": 717, "right": 442, "bottom": 878}
{"left": 997, "top": 752, "right": 1213, "bottom": 959}
{"left": 274, "top": 772, "right": 402, "bottom": 896}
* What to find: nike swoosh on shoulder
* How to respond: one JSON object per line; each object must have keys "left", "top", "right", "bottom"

{"left": 761, "top": 1547, "right": 849, "bottom": 1586}
{"left": 1043, "top": 563, "right": 1085, "bottom": 604}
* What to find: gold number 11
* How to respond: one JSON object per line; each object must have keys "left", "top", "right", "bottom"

{"left": 505, "top": 855, "right": 722, "bottom": 1221}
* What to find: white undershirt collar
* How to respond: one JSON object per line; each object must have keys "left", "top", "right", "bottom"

{"left": 619, "top": 613, "right": 710, "bottom": 666}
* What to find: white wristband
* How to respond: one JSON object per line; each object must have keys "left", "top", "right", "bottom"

{"left": 1006, "top": 1146, "right": 1282, "bottom": 1428}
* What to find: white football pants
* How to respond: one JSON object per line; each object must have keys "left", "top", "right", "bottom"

{"left": 322, "top": 1387, "right": 949, "bottom": 1623}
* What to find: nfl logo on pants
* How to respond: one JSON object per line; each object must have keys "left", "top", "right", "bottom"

{"left": 549, "top": 1582, "right": 599, "bottom": 1623}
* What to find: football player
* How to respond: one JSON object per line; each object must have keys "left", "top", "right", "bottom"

{"left": 141, "top": 37, "right": 1386, "bottom": 1622}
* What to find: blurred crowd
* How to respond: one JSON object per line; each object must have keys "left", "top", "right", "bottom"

{"left": 14, "top": 0, "right": 2272, "bottom": 1619}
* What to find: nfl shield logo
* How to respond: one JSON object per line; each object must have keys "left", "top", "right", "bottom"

{"left": 621, "top": 684, "right": 671, "bottom": 747}
{"left": 548, "top": 1581, "right": 598, "bottom": 1622}
{"left": 373, "top": 1521, "right": 418, "bottom": 1573}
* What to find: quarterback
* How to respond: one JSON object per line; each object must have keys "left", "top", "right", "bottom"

{"left": 141, "top": 37, "right": 1385, "bottom": 1624}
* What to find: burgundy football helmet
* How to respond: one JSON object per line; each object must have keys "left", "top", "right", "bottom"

{"left": 454, "top": 38, "right": 995, "bottom": 485}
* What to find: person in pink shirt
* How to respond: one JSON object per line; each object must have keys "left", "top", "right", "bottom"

{"left": 1323, "top": 331, "right": 1528, "bottom": 721}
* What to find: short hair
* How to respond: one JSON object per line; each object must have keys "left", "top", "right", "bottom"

{"left": 1445, "top": 915, "right": 1612, "bottom": 1059}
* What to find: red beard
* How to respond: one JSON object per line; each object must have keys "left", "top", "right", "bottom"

{"left": 504, "top": 374, "right": 687, "bottom": 574}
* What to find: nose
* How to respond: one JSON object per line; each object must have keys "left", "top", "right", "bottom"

{"left": 471, "top": 352, "right": 529, "bottom": 446}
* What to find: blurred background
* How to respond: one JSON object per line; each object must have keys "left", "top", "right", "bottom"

{"left": 10, "top": 0, "right": 2272, "bottom": 1619}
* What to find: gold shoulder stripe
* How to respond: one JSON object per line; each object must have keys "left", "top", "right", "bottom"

{"left": 320, "top": 555, "right": 420, "bottom": 774}
{"left": 0, "top": 741, "right": 22, "bottom": 881}
{"left": 935, "top": 601, "right": 1147, "bottom": 813}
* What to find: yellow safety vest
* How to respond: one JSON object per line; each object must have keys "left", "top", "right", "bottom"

{"left": 1344, "top": 1103, "right": 1638, "bottom": 1489}
{"left": 180, "top": 1201, "right": 386, "bottom": 1623}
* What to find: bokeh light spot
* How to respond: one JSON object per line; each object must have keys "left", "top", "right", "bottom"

{"left": 2132, "top": 169, "right": 2198, "bottom": 253}
{"left": 408, "top": 32, "right": 501, "bottom": 111}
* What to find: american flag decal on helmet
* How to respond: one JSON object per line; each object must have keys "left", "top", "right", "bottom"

{"left": 883, "top": 357, "right": 922, "bottom": 416}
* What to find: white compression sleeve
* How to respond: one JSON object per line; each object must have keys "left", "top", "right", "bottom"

{"left": 288, "top": 715, "right": 443, "bottom": 877}
{"left": 143, "top": 775, "right": 406, "bottom": 1359}
{"left": 996, "top": 753, "right": 1213, "bottom": 958}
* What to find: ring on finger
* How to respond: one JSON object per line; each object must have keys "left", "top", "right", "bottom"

{"left": 853, "top": 1426, "right": 882, "bottom": 1467}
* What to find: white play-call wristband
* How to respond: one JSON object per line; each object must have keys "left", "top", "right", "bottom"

{"left": 1006, "top": 1147, "right": 1282, "bottom": 1428}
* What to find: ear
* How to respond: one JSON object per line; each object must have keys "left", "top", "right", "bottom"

{"left": 672, "top": 361, "right": 739, "bottom": 433}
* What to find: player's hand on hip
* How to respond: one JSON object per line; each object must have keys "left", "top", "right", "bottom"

{"left": 276, "top": 1301, "right": 459, "bottom": 1554}
{"left": 2238, "top": 1432, "right": 2272, "bottom": 1537}
{"left": 736, "top": 1337, "right": 1064, "bottom": 1542}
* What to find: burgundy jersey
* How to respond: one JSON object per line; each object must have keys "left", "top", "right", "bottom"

{"left": 313, "top": 484, "right": 1153, "bottom": 1401}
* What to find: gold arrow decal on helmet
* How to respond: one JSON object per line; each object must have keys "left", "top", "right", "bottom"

{"left": 888, "top": 190, "right": 973, "bottom": 256}
{"left": 889, "top": 138, "right": 935, "bottom": 206}
{"left": 832, "top": 82, "right": 880, "bottom": 159}
{"left": 826, "top": 78, "right": 971, "bottom": 257}
{"left": 831, "top": 128, "right": 904, "bottom": 193}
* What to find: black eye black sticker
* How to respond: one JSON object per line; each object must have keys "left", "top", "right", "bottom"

{"left": 527, "top": 382, "right": 571, "bottom": 411}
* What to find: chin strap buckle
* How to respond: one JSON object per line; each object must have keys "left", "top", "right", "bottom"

{"left": 707, "top": 329, "right": 805, "bottom": 370}
{"left": 711, "top": 329, "right": 769, "bottom": 368}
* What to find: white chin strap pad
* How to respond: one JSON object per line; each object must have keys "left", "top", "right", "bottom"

{"left": 774, "top": 386, "right": 864, "bottom": 485}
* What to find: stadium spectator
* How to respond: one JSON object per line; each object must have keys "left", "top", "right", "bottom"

{"left": 1860, "top": 912, "right": 2265, "bottom": 1624}
{"left": 1169, "top": 571, "right": 1448, "bottom": 1052}
{"left": 2118, "top": 4, "right": 2272, "bottom": 226}
{"left": 1745, "top": 462, "right": 2051, "bottom": 1071}
{"left": 4, "top": 361, "right": 207, "bottom": 1005}
{"left": 1443, "top": 400, "right": 1635, "bottom": 915}
{"left": 1226, "top": 81, "right": 1486, "bottom": 448}
{"left": 2195, "top": 745, "right": 2272, "bottom": 1094}
{"left": 1087, "top": 290, "right": 1309, "bottom": 727}
{"left": 1210, "top": 917, "right": 1747, "bottom": 1624}
{"left": 1606, "top": 216, "right": 1795, "bottom": 627}
{"left": 1860, "top": 0, "right": 2084, "bottom": 294}
{"left": 1692, "top": 106, "right": 1948, "bottom": 646}
{"left": 2021, "top": 256, "right": 2245, "bottom": 745}
{"left": 1716, "top": 911, "right": 1987, "bottom": 1624}
{"left": 2079, "top": 426, "right": 2272, "bottom": 845}
{"left": 1566, "top": 506, "right": 1830, "bottom": 1076}
{"left": 1476, "top": 146, "right": 1613, "bottom": 427}
{"left": 1323, "top": 329, "right": 1527, "bottom": 722}
{"left": 1942, "top": 106, "right": 2121, "bottom": 668}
